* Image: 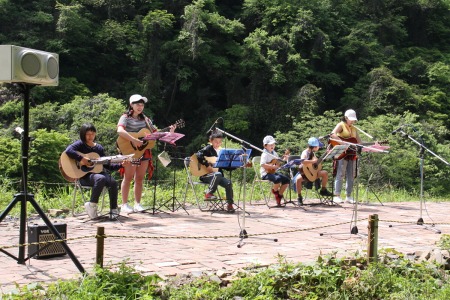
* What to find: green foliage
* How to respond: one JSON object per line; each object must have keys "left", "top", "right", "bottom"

{"left": 0, "top": 99, "right": 23, "bottom": 124}
{"left": 1, "top": 0, "right": 450, "bottom": 197}
{"left": 28, "top": 130, "right": 71, "bottom": 184}
{"left": 0, "top": 137, "right": 21, "bottom": 179}
{"left": 12, "top": 255, "right": 450, "bottom": 299}
{"left": 11, "top": 262, "right": 162, "bottom": 299}
{"left": 57, "top": 94, "right": 126, "bottom": 155}
{"left": 437, "top": 234, "right": 450, "bottom": 252}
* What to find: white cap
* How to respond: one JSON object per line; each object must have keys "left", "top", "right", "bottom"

{"left": 263, "top": 135, "right": 276, "bottom": 145}
{"left": 129, "top": 94, "right": 148, "bottom": 105}
{"left": 344, "top": 109, "right": 357, "bottom": 121}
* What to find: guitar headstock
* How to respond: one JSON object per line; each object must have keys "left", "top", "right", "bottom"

{"left": 174, "top": 119, "right": 185, "bottom": 129}
{"left": 376, "top": 140, "right": 389, "bottom": 145}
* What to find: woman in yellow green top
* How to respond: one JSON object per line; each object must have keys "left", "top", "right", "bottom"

{"left": 330, "top": 109, "right": 361, "bottom": 204}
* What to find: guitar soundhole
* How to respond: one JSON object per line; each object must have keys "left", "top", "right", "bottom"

{"left": 80, "top": 165, "right": 94, "bottom": 172}
{"left": 138, "top": 141, "right": 148, "bottom": 151}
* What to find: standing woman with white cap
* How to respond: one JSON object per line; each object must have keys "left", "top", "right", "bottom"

{"left": 117, "top": 94, "right": 176, "bottom": 213}
{"left": 329, "top": 109, "right": 361, "bottom": 204}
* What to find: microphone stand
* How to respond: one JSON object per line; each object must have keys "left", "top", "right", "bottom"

{"left": 214, "top": 128, "right": 276, "bottom": 247}
{"left": 328, "top": 138, "right": 388, "bottom": 236}
{"left": 396, "top": 129, "right": 448, "bottom": 234}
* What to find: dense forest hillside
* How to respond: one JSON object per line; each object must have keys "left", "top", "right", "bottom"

{"left": 1, "top": 0, "right": 449, "bottom": 194}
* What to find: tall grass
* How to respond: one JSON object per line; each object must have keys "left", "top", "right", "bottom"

{"left": 1, "top": 167, "right": 449, "bottom": 219}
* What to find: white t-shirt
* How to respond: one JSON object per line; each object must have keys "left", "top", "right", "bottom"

{"left": 260, "top": 149, "right": 279, "bottom": 178}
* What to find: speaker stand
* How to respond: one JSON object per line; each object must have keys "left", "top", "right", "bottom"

{"left": 0, "top": 83, "right": 84, "bottom": 272}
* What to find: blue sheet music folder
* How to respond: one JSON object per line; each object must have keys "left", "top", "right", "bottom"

{"left": 214, "top": 149, "right": 252, "bottom": 169}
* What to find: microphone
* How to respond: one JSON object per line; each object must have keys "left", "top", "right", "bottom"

{"left": 391, "top": 126, "right": 404, "bottom": 135}
{"left": 206, "top": 118, "right": 220, "bottom": 134}
{"left": 15, "top": 127, "right": 24, "bottom": 135}
{"left": 318, "top": 134, "right": 331, "bottom": 140}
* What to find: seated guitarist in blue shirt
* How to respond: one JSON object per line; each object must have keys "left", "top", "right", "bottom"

{"left": 65, "top": 123, "right": 127, "bottom": 219}
{"left": 195, "top": 130, "right": 235, "bottom": 212}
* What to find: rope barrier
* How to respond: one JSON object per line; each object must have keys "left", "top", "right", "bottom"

{"left": 0, "top": 218, "right": 448, "bottom": 251}
{"left": 0, "top": 219, "right": 361, "bottom": 250}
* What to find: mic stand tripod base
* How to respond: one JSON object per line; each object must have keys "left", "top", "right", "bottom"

{"left": 237, "top": 229, "right": 248, "bottom": 248}
{"left": 87, "top": 211, "right": 130, "bottom": 224}
{"left": 417, "top": 218, "right": 441, "bottom": 234}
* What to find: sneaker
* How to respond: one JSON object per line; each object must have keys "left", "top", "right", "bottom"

{"left": 297, "top": 196, "right": 303, "bottom": 206}
{"left": 333, "top": 196, "right": 343, "bottom": 203}
{"left": 319, "top": 189, "right": 333, "bottom": 197}
{"left": 120, "top": 203, "right": 134, "bottom": 214}
{"left": 84, "top": 202, "right": 98, "bottom": 219}
{"left": 134, "top": 203, "right": 145, "bottom": 212}
{"left": 346, "top": 196, "right": 356, "bottom": 204}
{"left": 226, "top": 203, "right": 235, "bottom": 213}
{"left": 272, "top": 189, "right": 282, "bottom": 206}
{"left": 205, "top": 193, "right": 217, "bottom": 200}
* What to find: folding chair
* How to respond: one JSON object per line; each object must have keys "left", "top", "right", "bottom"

{"left": 287, "top": 152, "right": 335, "bottom": 206}
{"left": 71, "top": 180, "right": 107, "bottom": 216}
{"left": 182, "top": 157, "right": 226, "bottom": 212}
{"left": 249, "top": 156, "right": 273, "bottom": 206}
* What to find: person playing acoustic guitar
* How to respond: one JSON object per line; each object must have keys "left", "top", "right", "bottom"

{"left": 65, "top": 123, "right": 128, "bottom": 219}
{"left": 117, "top": 94, "right": 176, "bottom": 213}
{"left": 330, "top": 109, "right": 361, "bottom": 204}
{"left": 292, "top": 137, "right": 333, "bottom": 206}
{"left": 195, "top": 130, "right": 235, "bottom": 212}
{"left": 260, "top": 135, "right": 290, "bottom": 206}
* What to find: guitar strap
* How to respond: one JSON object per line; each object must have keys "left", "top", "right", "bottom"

{"left": 143, "top": 114, "right": 157, "bottom": 132}
{"left": 142, "top": 114, "right": 156, "bottom": 179}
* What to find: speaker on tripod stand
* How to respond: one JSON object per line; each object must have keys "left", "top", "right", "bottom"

{"left": 0, "top": 45, "right": 84, "bottom": 272}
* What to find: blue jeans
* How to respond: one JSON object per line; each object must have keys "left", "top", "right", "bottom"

{"left": 80, "top": 172, "right": 118, "bottom": 209}
{"left": 200, "top": 172, "right": 233, "bottom": 204}
{"left": 334, "top": 159, "right": 356, "bottom": 196}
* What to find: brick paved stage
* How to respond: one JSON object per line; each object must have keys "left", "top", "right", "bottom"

{"left": 1, "top": 199, "right": 449, "bottom": 294}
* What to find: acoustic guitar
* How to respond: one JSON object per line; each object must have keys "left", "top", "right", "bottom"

{"left": 59, "top": 151, "right": 133, "bottom": 179}
{"left": 266, "top": 149, "right": 290, "bottom": 174}
{"left": 299, "top": 150, "right": 329, "bottom": 182}
{"left": 189, "top": 154, "right": 218, "bottom": 177}
{"left": 116, "top": 119, "right": 185, "bottom": 158}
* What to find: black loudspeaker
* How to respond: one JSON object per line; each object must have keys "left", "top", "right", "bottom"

{"left": 0, "top": 45, "right": 59, "bottom": 86}
{"left": 28, "top": 223, "right": 67, "bottom": 259}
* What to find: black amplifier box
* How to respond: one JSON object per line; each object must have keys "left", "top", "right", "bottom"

{"left": 27, "top": 223, "right": 67, "bottom": 259}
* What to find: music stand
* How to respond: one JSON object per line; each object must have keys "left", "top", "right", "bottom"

{"left": 359, "top": 144, "right": 390, "bottom": 206}
{"left": 143, "top": 132, "right": 184, "bottom": 215}
{"left": 278, "top": 157, "right": 305, "bottom": 206}
{"left": 214, "top": 148, "right": 252, "bottom": 214}
{"left": 215, "top": 148, "right": 252, "bottom": 169}
{"left": 323, "top": 145, "right": 348, "bottom": 161}
{"left": 156, "top": 146, "right": 189, "bottom": 215}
